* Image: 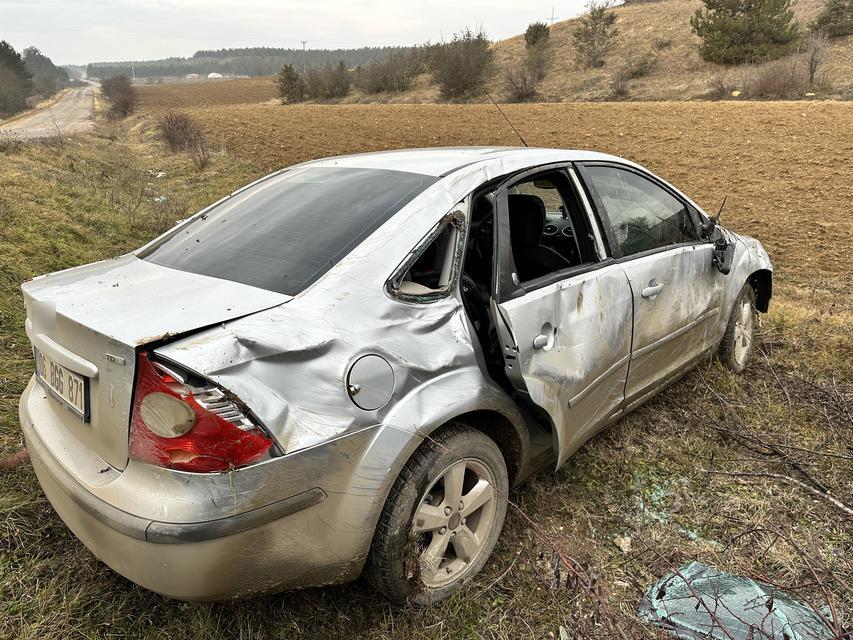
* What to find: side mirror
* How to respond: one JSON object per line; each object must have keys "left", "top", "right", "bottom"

{"left": 701, "top": 215, "right": 733, "bottom": 275}
{"left": 712, "top": 236, "right": 734, "bottom": 275}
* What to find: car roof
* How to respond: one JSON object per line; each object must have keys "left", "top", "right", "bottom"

{"left": 302, "top": 146, "right": 626, "bottom": 177}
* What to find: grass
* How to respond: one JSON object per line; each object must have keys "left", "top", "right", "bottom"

{"left": 0, "top": 104, "right": 851, "bottom": 638}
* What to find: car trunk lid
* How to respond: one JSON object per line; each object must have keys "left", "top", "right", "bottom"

{"left": 22, "top": 254, "right": 290, "bottom": 470}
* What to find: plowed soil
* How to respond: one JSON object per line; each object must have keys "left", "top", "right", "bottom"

{"left": 137, "top": 77, "right": 277, "bottom": 109}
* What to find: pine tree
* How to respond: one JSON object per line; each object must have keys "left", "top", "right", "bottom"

{"left": 690, "top": 0, "right": 800, "bottom": 65}
{"left": 572, "top": 2, "right": 620, "bottom": 69}
{"left": 812, "top": 0, "right": 853, "bottom": 37}
{"left": 0, "top": 41, "right": 33, "bottom": 115}
{"left": 277, "top": 64, "right": 306, "bottom": 103}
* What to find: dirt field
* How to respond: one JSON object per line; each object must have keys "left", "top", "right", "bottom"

{"left": 137, "top": 76, "right": 278, "bottom": 109}
{"left": 177, "top": 101, "right": 853, "bottom": 302}
{"left": 0, "top": 100, "right": 851, "bottom": 639}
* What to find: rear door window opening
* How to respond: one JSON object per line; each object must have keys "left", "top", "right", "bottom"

{"left": 386, "top": 210, "right": 465, "bottom": 303}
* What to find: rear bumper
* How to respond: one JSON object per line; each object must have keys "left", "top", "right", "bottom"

{"left": 19, "top": 376, "right": 412, "bottom": 600}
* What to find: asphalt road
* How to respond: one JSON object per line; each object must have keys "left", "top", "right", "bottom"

{"left": 0, "top": 84, "right": 96, "bottom": 138}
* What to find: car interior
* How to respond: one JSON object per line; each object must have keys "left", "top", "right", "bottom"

{"left": 393, "top": 168, "right": 601, "bottom": 393}
{"left": 459, "top": 169, "right": 600, "bottom": 387}
{"left": 397, "top": 224, "right": 457, "bottom": 296}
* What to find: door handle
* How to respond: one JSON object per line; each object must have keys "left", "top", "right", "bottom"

{"left": 532, "top": 334, "right": 549, "bottom": 349}
{"left": 641, "top": 280, "right": 665, "bottom": 299}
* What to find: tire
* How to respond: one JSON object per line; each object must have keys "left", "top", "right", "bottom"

{"left": 366, "top": 423, "right": 509, "bottom": 605}
{"left": 719, "top": 283, "right": 757, "bottom": 373}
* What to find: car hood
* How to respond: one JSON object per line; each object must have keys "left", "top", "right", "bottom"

{"left": 22, "top": 254, "right": 291, "bottom": 348}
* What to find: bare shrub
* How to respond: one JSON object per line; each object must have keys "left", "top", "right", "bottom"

{"left": 188, "top": 130, "right": 212, "bottom": 170}
{"left": 101, "top": 75, "right": 137, "bottom": 118}
{"left": 573, "top": 1, "right": 620, "bottom": 68}
{"left": 624, "top": 52, "right": 657, "bottom": 78}
{"left": 505, "top": 62, "right": 539, "bottom": 102}
{"left": 708, "top": 73, "right": 736, "bottom": 99}
{"left": 744, "top": 57, "right": 809, "bottom": 98}
{"left": 525, "top": 21, "right": 551, "bottom": 49}
{"left": 610, "top": 67, "right": 630, "bottom": 98}
{"left": 0, "top": 136, "right": 25, "bottom": 154}
{"left": 428, "top": 28, "right": 494, "bottom": 100}
{"left": 355, "top": 51, "right": 421, "bottom": 94}
{"left": 94, "top": 118, "right": 123, "bottom": 141}
{"left": 304, "top": 61, "right": 351, "bottom": 100}
{"left": 527, "top": 41, "right": 550, "bottom": 81}
{"left": 653, "top": 37, "right": 674, "bottom": 50}
{"left": 804, "top": 31, "right": 829, "bottom": 84}
{"left": 156, "top": 110, "right": 201, "bottom": 152}
{"left": 137, "top": 195, "right": 189, "bottom": 235}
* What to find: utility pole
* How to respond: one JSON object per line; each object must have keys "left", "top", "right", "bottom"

{"left": 551, "top": 4, "right": 556, "bottom": 25}
{"left": 131, "top": 62, "right": 136, "bottom": 81}
{"left": 301, "top": 40, "right": 308, "bottom": 74}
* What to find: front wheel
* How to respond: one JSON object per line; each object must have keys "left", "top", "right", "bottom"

{"left": 719, "top": 283, "right": 757, "bottom": 373}
{"left": 366, "top": 423, "right": 508, "bottom": 605}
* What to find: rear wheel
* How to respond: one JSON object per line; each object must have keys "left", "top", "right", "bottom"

{"left": 719, "top": 284, "right": 757, "bottom": 373}
{"left": 366, "top": 423, "right": 508, "bottom": 605}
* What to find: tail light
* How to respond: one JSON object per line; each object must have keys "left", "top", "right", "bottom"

{"left": 129, "top": 353, "right": 273, "bottom": 472}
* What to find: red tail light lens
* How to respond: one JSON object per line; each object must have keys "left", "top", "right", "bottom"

{"left": 129, "top": 353, "right": 273, "bottom": 472}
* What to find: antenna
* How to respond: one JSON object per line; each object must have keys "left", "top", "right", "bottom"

{"left": 485, "top": 92, "right": 528, "bottom": 147}
{"left": 716, "top": 194, "right": 727, "bottom": 220}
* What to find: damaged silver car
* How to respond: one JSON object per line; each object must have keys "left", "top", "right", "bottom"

{"left": 19, "top": 147, "right": 772, "bottom": 603}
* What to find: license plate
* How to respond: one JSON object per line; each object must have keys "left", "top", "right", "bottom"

{"left": 34, "top": 348, "right": 89, "bottom": 420}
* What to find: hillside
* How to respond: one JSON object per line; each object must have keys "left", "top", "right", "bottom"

{"left": 488, "top": 0, "right": 853, "bottom": 101}
{"left": 136, "top": 0, "right": 853, "bottom": 105}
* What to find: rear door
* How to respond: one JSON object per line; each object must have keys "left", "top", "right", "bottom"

{"left": 576, "top": 163, "right": 723, "bottom": 403}
{"left": 490, "top": 165, "right": 634, "bottom": 467}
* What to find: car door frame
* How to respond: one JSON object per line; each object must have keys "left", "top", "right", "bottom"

{"left": 489, "top": 162, "right": 635, "bottom": 467}
{"left": 573, "top": 160, "right": 723, "bottom": 405}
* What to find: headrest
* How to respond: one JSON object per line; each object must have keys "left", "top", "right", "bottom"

{"left": 508, "top": 194, "right": 546, "bottom": 249}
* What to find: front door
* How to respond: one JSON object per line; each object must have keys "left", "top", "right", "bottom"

{"left": 576, "top": 163, "right": 724, "bottom": 402}
{"left": 490, "top": 166, "right": 634, "bottom": 467}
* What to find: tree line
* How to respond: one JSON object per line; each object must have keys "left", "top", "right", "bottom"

{"left": 0, "top": 41, "right": 69, "bottom": 117}
{"left": 86, "top": 46, "right": 413, "bottom": 80}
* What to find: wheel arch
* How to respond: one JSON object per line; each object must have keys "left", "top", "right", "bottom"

{"left": 446, "top": 409, "right": 525, "bottom": 487}
{"left": 748, "top": 269, "right": 772, "bottom": 313}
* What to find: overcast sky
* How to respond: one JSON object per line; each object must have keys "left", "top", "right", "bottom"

{"left": 1, "top": 0, "right": 589, "bottom": 66}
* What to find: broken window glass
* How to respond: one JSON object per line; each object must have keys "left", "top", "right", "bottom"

{"left": 638, "top": 561, "right": 841, "bottom": 640}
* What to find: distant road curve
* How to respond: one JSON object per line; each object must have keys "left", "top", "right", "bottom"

{"left": 0, "top": 83, "right": 96, "bottom": 139}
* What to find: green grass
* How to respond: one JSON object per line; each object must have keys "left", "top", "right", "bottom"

{"left": 0, "top": 122, "right": 850, "bottom": 640}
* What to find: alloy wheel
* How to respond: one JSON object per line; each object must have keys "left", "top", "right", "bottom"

{"left": 733, "top": 298, "right": 754, "bottom": 367}
{"left": 411, "top": 458, "right": 498, "bottom": 588}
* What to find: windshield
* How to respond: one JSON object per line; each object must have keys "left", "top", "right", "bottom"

{"left": 140, "top": 166, "right": 437, "bottom": 295}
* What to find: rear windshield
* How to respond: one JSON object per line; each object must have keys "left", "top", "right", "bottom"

{"left": 140, "top": 166, "right": 437, "bottom": 295}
